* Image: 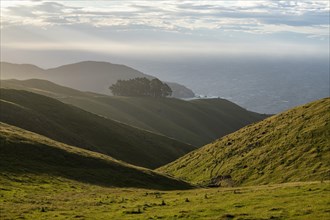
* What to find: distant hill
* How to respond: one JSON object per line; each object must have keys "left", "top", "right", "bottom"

{"left": 0, "top": 62, "right": 44, "bottom": 79}
{"left": 158, "top": 98, "right": 330, "bottom": 186}
{"left": 165, "top": 82, "right": 194, "bottom": 98}
{"left": 1, "top": 79, "right": 267, "bottom": 146}
{"left": 0, "top": 89, "right": 195, "bottom": 169}
{"left": 0, "top": 61, "right": 195, "bottom": 98}
{"left": 0, "top": 122, "right": 191, "bottom": 190}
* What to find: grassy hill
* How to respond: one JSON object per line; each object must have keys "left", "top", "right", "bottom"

{"left": 0, "top": 61, "right": 195, "bottom": 98}
{"left": 0, "top": 89, "right": 195, "bottom": 169}
{"left": 0, "top": 122, "right": 191, "bottom": 190}
{"left": 1, "top": 79, "right": 267, "bottom": 146}
{"left": 158, "top": 98, "right": 330, "bottom": 186}
{"left": 1, "top": 124, "right": 328, "bottom": 219}
{"left": 1, "top": 124, "right": 329, "bottom": 219}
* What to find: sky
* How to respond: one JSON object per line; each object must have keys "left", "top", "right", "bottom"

{"left": 1, "top": 0, "right": 329, "bottom": 67}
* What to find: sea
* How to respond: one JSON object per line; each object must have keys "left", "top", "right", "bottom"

{"left": 125, "top": 56, "right": 329, "bottom": 114}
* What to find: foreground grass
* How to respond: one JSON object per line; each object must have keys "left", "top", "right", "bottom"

{"left": 1, "top": 174, "right": 329, "bottom": 220}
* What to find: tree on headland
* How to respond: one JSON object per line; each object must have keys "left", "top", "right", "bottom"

{"left": 109, "top": 77, "right": 172, "bottom": 97}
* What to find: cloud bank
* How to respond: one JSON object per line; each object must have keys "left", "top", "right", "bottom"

{"left": 1, "top": 0, "right": 329, "bottom": 60}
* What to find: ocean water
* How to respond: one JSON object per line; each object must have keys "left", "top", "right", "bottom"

{"left": 127, "top": 56, "right": 329, "bottom": 114}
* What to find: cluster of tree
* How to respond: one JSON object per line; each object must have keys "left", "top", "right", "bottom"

{"left": 109, "top": 77, "right": 172, "bottom": 97}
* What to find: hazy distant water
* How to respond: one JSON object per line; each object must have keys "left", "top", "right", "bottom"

{"left": 127, "top": 56, "right": 329, "bottom": 114}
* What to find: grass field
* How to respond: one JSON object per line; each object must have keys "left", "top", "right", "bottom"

{"left": 1, "top": 175, "right": 329, "bottom": 220}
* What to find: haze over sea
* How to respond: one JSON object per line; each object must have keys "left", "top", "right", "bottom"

{"left": 121, "top": 56, "right": 330, "bottom": 114}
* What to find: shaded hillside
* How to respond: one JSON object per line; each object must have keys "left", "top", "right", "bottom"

{"left": 1, "top": 79, "right": 267, "bottom": 146}
{"left": 0, "top": 123, "right": 191, "bottom": 190}
{"left": 0, "top": 89, "right": 195, "bottom": 169}
{"left": 1, "top": 78, "right": 95, "bottom": 98}
{"left": 0, "top": 61, "right": 195, "bottom": 98}
{"left": 158, "top": 98, "right": 330, "bottom": 186}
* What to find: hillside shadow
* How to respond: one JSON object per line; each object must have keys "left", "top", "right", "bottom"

{"left": 0, "top": 141, "right": 192, "bottom": 191}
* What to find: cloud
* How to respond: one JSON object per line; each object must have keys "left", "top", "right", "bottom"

{"left": 0, "top": 0, "right": 329, "bottom": 58}
{"left": 2, "top": 1, "right": 329, "bottom": 31}
{"left": 5, "top": 4, "right": 37, "bottom": 18}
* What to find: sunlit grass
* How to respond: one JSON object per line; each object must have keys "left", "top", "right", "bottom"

{"left": 159, "top": 98, "right": 330, "bottom": 186}
{"left": 1, "top": 174, "right": 329, "bottom": 220}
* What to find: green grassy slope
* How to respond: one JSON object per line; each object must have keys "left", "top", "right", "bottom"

{"left": 1, "top": 124, "right": 329, "bottom": 219}
{"left": 0, "top": 89, "right": 195, "bottom": 169}
{"left": 1, "top": 170, "right": 329, "bottom": 220}
{"left": 0, "top": 123, "right": 191, "bottom": 190}
{"left": 158, "top": 98, "right": 330, "bottom": 186}
{"left": 1, "top": 79, "right": 267, "bottom": 146}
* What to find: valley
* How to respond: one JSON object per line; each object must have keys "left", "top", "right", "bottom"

{"left": 0, "top": 89, "right": 196, "bottom": 169}
{"left": 0, "top": 123, "right": 191, "bottom": 190}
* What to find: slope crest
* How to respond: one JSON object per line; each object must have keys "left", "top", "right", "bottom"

{"left": 0, "top": 123, "right": 191, "bottom": 190}
{"left": 158, "top": 98, "right": 330, "bottom": 186}
{"left": 0, "top": 89, "right": 195, "bottom": 169}
{"left": 0, "top": 61, "right": 195, "bottom": 98}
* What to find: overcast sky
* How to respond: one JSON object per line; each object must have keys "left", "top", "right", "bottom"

{"left": 1, "top": 0, "right": 329, "bottom": 66}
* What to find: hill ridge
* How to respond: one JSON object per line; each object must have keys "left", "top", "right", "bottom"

{"left": 158, "top": 98, "right": 330, "bottom": 186}
{"left": 0, "top": 122, "right": 191, "bottom": 190}
{"left": 1, "top": 79, "right": 267, "bottom": 146}
{"left": 0, "top": 61, "right": 195, "bottom": 98}
{"left": 0, "top": 88, "right": 196, "bottom": 169}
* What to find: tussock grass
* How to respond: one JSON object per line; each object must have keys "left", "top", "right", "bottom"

{"left": 1, "top": 173, "right": 329, "bottom": 219}
{"left": 159, "top": 98, "right": 330, "bottom": 186}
